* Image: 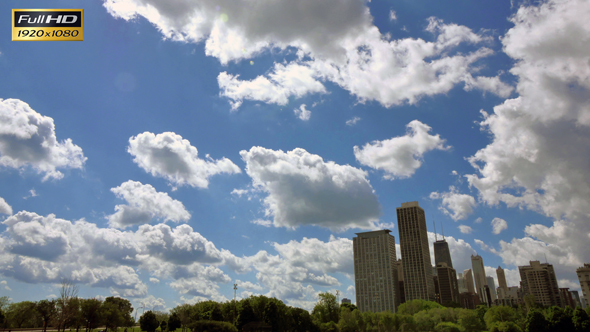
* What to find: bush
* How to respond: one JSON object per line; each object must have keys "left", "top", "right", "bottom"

{"left": 434, "top": 322, "right": 464, "bottom": 332}
{"left": 140, "top": 311, "right": 160, "bottom": 332}
{"left": 489, "top": 321, "right": 523, "bottom": 332}
{"left": 189, "top": 320, "right": 238, "bottom": 332}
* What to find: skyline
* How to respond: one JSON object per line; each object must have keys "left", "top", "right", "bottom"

{"left": 1, "top": 0, "right": 590, "bottom": 315}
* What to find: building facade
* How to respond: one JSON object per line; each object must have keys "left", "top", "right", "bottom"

{"left": 471, "top": 255, "right": 488, "bottom": 302}
{"left": 397, "top": 201, "right": 435, "bottom": 301}
{"left": 519, "top": 260, "right": 561, "bottom": 307}
{"left": 436, "top": 262, "right": 459, "bottom": 305}
{"left": 577, "top": 264, "right": 590, "bottom": 305}
{"left": 353, "top": 230, "right": 399, "bottom": 313}
{"left": 486, "top": 276, "right": 498, "bottom": 301}
{"left": 457, "top": 273, "right": 467, "bottom": 294}
{"left": 464, "top": 269, "right": 475, "bottom": 294}
{"left": 497, "top": 266, "right": 508, "bottom": 292}
{"left": 434, "top": 239, "right": 453, "bottom": 269}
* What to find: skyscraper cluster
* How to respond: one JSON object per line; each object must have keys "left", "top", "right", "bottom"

{"left": 352, "top": 201, "right": 588, "bottom": 312}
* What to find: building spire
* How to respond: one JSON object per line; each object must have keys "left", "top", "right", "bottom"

{"left": 433, "top": 217, "right": 438, "bottom": 241}
{"left": 441, "top": 221, "right": 445, "bottom": 240}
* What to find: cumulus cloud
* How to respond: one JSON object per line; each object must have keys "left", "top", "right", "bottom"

{"left": 149, "top": 277, "right": 159, "bottom": 284}
{"left": 0, "top": 99, "right": 86, "bottom": 180}
{"left": 430, "top": 186, "right": 477, "bottom": 221}
{"left": 107, "top": 180, "right": 191, "bottom": 228}
{"left": 128, "top": 132, "right": 240, "bottom": 189}
{"left": 346, "top": 117, "right": 361, "bottom": 126}
{"left": 458, "top": 225, "right": 473, "bottom": 234}
{"left": 389, "top": 10, "right": 397, "bottom": 21}
{"left": 464, "top": 0, "right": 590, "bottom": 283}
{"left": 355, "top": 120, "right": 449, "bottom": 179}
{"left": 294, "top": 104, "right": 311, "bottom": 121}
{"left": 218, "top": 64, "right": 326, "bottom": 110}
{"left": 240, "top": 146, "right": 381, "bottom": 230}
{"left": 491, "top": 218, "right": 507, "bottom": 234}
{"left": 138, "top": 295, "right": 167, "bottom": 312}
{"left": 104, "top": 1, "right": 511, "bottom": 109}
{"left": 251, "top": 219, "right": 272, "bottom": 227}
{"left": 0, "top": 197, "right": 12, "bottom": 215}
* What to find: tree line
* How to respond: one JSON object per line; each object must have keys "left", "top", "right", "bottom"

{"left": 2, "top": 290, "right": 590, "bottom": 332}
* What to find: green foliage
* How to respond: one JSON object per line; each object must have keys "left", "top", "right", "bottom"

{"left": 337, "top": 308, "right": 357, "bottom": 332}
{"left": 524, "top": 310, "right": 547, "bottom": 332}
{"left": 484, "top": 305, "right": 518, "bottom": 329}
{"left": 160, "top": 319, "right": 168, "bottom": 332}
{"left": 547, "top": 305, "right": 575, "bottom": 332}
{"left": 168, "top": 312, "right": 182, "bottom": 331}
{"left": 289, "top": 307, "right": 315, "bottom": 332}
{"left": 573, "top": 307, "right": 590, "bottom": 332}
{"left": 7, "top": 300, "right": 38, "bottom": 328}
{"left": 140, "top": 311, "right": 160, "bottom": 332}
{"left": 458, "top": 308, "right": 485, "bottom": 332}
{"left": 489, "top": 321, "right": 523, "bottom": 332}
{"left": 236, "top": 300, "right": 256, "bottom": 331}
{"left": 312, "top": 292, "right": 340, "bottom": 325}
{"left": 263, "top": 300, "right": 279, "bottom": 331}
{"left": 434, "top": 321, "right": 464, "bottom": 332}
{"left": 36, "top": 299, "right": 57, "bottom": 331}
{"left": 397, "top": 299, "right": 443, "bottom": 316}
{"left": 103, "top": 296, "right": 134, "bottom": 329}
{"left": 0, "top": 309, "right": 4, "bottom": 325}
{"left": 189, "top": 320, "right": 238, "bottom": 332}
{"left": 170, "top": 303, "right": 193, "bottom": 330}
{"left": 340, "top": 303, "right": 358, "bottom": 312}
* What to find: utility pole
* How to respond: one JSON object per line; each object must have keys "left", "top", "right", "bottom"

{"left": 233, "top": 283, "right": 238, "bottom": 325}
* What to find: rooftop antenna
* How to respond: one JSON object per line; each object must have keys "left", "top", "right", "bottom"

{"left": 433, "top": 217, "right": 438, "bottom": 241}
{"left": 544, "top": 253, "right": 548, "bottom": 264}
{"left": 441, "top": 221, "right": 445, "bottom": 240}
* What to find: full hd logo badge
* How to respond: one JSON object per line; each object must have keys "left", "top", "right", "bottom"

{"left": 13, "top": 9, "right": 84, "bottom": 41}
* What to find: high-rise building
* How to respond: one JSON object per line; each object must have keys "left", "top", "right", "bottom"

{"left": 497, "top": 266, "right": 508, "bottom": 292}
{"left": 571, "top": 290, "right": 582, "bottom": 308}
{"left": 559, "top": 288, "right": 576, "bottom": 308}
{"left": 397, "top": 259, "right": 405, "bottom": 304}
{"left": 519, "top": 260, "right": 561, "bottom": 307}
{"left": 486, "top": 276, "right": 497, "bottom": 301}
{"left": 471, "top": 255, "right": 488, "bottom": 302}
{"left": 576, "top": 264, "right": 590, "bottom": 304}
{"left": 457, "top": 273, "right": 468, "bottom": 293}
{"left": 353, "top": 230, "right": 399, "bottom": 313}
{"left": 464, "top": 269, "right": 475, "bottom": 294}
{"left": 497, "top": 286, "right": 520, "bottom": 307}
{"left": 436, "top": 262, "right": 459, "bottom": 305}
{"left": 397, "top": 201, "right": 435, "bottom": 301}
{"left": 434, "top": 239, "right": 453, "bottom": 269}
{"left": 341, "top": 298, "right": 352, "bottom": 305}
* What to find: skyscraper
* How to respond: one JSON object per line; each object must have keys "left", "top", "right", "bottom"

{"left": 397, "top": 201, "right": 435, "bottom": 301}
{"left": 464, "top": 269, "right": 475, "bottom": 294}
{"left": 486, "top": 276, "right": 497, "bottom": 301}
{"left": 497, "top": 266, "right": 508, "bottom": 292}
{"left": 471, "top": 254, "right": 488, "bottom": 302}
{"left": 577, "top": 264, "right": 590, "bottom": 305}
{"left": 436, "top": 262, "right": 459, "bottom": 305}
{"left": 353, "top": 230, "right": 399, "bottom": 313}
{"left": 457, "top": 273, "right": 467, "bottom": 293}
{"left": 434, "top": 239, "right": 453, "bottom": 268}
{"left": 519, "top": 260, "right": 561, "bottom": 307}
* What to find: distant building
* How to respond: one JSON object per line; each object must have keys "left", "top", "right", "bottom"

{"left": 457, "top": 273, "right": 468, "bottom": 294}
{"left": 434, "top": 239, "right": 453, "bottom": 268}
{"left": 486, "top": 276, "right": 498, "bottom": 301}
{"left": 577, "top": 264, "right": 590, "bottom": 305}
{"left": 459, "top": 292, "right": 480, "bottom": 309}
{"left": 581, "top": 297, "right": 587, "bottom": 309}
{"left": 519, "top": 260, "right": 561, "bottom": 307}
{"left": 397, "top": 259, "right": 405, "bottom": 304}
{"left": 497, "top": 266, "right": 508, "bottom": 292}
{"left": 436, "top": 262, "right": 460, "bottom": 305}
{"left": 571, "top": 290, "right": 582, "bottom": 308}
{"left": 497, "top": 286, "right": 520, "bottom": 307}
{"left": 464, "top": 269, "right": 475, "bottom": 294}
{"left": 559, "top": 288, "right": 576, "bottom": 308}
{"left": 341, "top": 298, "right": 352, "bottom": 305}
{"left": 353, "top": 230, "right": 399, "bottom": 313}
{"left": 471, "top": 255, "right": 488, "bottom": 303}
{"left": 397, "top": 201, "right": 435, "bottom": 301}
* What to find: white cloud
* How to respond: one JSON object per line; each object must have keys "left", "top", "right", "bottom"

{"left": 240, "top": 146, "right": 381, "bottom": 230}
{"left": 218, "top": 64, "right": 326, "bottom": 110}
{"left": 465, "top": 0, "right": 590, "bottom": 284}
{"left": 458, "top": 225, "right": 473, "bottom": 234}
{"left": 355, "top": 120, "right": 449, "bottom": 179}
{"left": 389, "top": 10, "right": 397, "bottom": 21}
{"left": 0, "top": 280, "right": 10, "bottom": 291}
{"left": 0, "top": 99, "right": 86, "bottom": 180}
{"left": 235, "top": 280, "right": 264, "bottom": 291}
{"left": 104, "top": 1, "right": 511, "bottom": 109}
{"left": 23, "top": 189, "right": 38, "bottom": 200}
{"left": 149, "top": 277, "right": 159, "bottom": 284}
{"left": 107, "top": 180, "right": 191, "bottom": 228}
{"left": 346, "top": 117, "right": 361, "bottom": 126}
{"left": 231, "top": 189, "right": 248, "bottom": 197}
{"left": 491, "top": 218, "right": 507, "bottom": 235}
{"left": 128, "top": 132, "right": 241, "bottom": 189}
{"left": 474, "top": 217, "right": 483, "bottom": 224}
{"left": 251, "top": 219, "right": 272, "bottom": 227}
{"left": 430, "top": 186, "right": 477, "bottom": 221}
{"left": 0, "top": 197, "right": 12, "bottom": 215}
{"left": 139, "top": 295, "right": 167, "bottom": 312}
{"left": 294, "top": 104, "right": 311, "bottom": 121}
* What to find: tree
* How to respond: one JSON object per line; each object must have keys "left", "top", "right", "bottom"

{"left": 489, "top": 321, "right": 523, "bottom": 332}
{"left": 236, "top": 300, "right": 256, "bottom": 331}
{"left": 524, "top": 310, "right": 547, "bottom": 332}
{"left": 289, "top": 307, "right": 314, "bottom": 332}
{"left": 80, "top": 298, "right": 102, "bottom": 332}
{"left": 140, "top": 311, "right": 160, "bottom": 332}
{"left": 103, "top": 296, "right": 134, "bottom": 330}
{"left": 573, "top": 307, "right": 590, "bottom": 332}
{"left": 458, "top": 308, "right": 485, "bottom": 332}
{"left": 56, "top": 278, "right": 79, "bottom": 332}
{"left": 37, "top": 299, "right": 57, "bottom": 332}
{"left": 484, "top": 305, "right": 518, "bottom": 329}
{"left": 397, "top": 299, "right": 443, "bottom": 316}
{"left": 263, "top": 300, "right": 279, "bottom": 331}
{"left": 160, "top": 319, "right": 168, "bottom": 332}
{"left": 170, "top": 303, "right": 193, "bottom": 332}
{"left": 434, "top": 322, "right": 463, "bottom": 332}
{"left": 340, "top": 303, "right": 358, "bottom": 312}
{"left": 337, "top": 307, "right": 358, "bottom": 332}
{"left": 168, "top": 312, "right": 181, "bottom": 331}
{"left": 547, "top": 306, "right": 575, "bottom": 332}
{"left": 189, "top": 320, "right": 238, "bottom": 332}
{"left": 7, "top": 301, "right": 38, "bottom": 328}
{"left": 311, "top": 292, "right": 340, "bottom": 325}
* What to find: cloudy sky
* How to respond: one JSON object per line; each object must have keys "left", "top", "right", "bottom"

{"left": 1, "top": 0, "right": 589, "bottom": 312}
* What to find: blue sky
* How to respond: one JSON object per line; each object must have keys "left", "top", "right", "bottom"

{"left": 1, "top": 0, "right": 589, "bottom": 312}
